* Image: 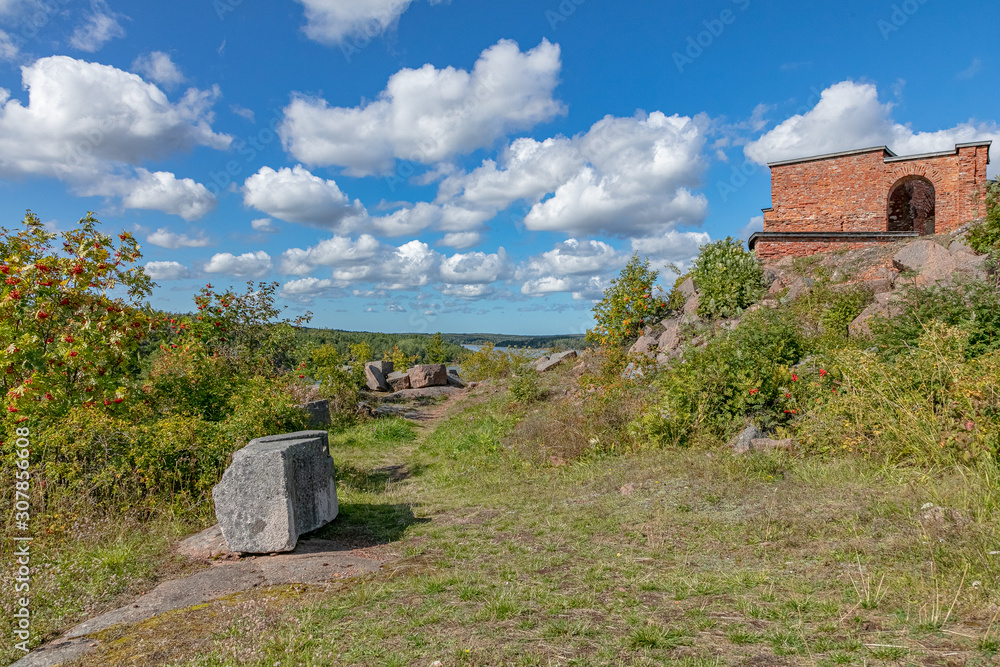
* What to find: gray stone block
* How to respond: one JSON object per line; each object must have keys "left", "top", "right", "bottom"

{"left": 300, "top": 399, "right": 331, "bottom": 427}
{"left": 536, "top": 350, "right": 578, "bottom": 373}
{"left": 365, "top": 362, "right": 391, "bottom": 391}
{"left": 212, "top": 431, "right": 338, "bottom": 553}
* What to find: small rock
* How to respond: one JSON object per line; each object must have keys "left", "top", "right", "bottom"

{"left": 619, "top": 483, "right": 635, "bottom": 496}
{"left": 849, "top": 292, "right": 904, "bottom": 338}
{"left": 893, "top": 239, "right": 958, "bottom": 285}
{"left": 683, "top": 291, "right": 700, "bottom": 315}
{"left": 727, "top": 424, "right": 764, "bottom": 454}
{"left": 622, "top": 362, "right": 644, "bottom": 380}
{"left": 677, "top": 276, "right": 697, "bottom": 299}
{"left": 657, "top": 318, "right": 681, "bottom": 354}
{"left": 783, "top": 277, "right": 813, "bottom": 302}
{"left": 299, "top": 399, "right": 331, "bottom": 427}
{"left": 917, "top": 504, "right": 965, "bottom": 527}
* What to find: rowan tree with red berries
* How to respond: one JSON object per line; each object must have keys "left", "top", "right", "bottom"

{"left": 1, "top": 211, "right": 154, "bottom": 432}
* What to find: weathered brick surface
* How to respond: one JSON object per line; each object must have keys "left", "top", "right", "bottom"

{"left": 756, "top": 240, "right": 894, "bottom": 260}
{"left": 760, "top": 143, "right": 990, "bottom": 259}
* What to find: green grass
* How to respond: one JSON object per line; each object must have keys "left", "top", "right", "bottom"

{"left": 18, "top": 375, "right": 1000, "bottom": 666}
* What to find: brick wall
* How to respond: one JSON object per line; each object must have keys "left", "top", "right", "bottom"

{"left": 755, "top": 239, "right": 893, "bottom": 261}
{"left": 759, "top": 143, "right": 991, "bottom": 260}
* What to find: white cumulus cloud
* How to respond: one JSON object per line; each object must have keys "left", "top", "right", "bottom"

{"left": 630, "top": 230, "right": 711, "bottom": 269}
{"left": 281, "top": 277, "right": 345, "bottom": 302}
{"left": 69, "top": 0, "right": 126, "bottom": 52}
{"left": 146, "top": 227, "right": 211, "bottom": 249}
{"left": 242, "top": 165, "right": 366, "bottom": 231}
{"left": 438, "top": 231, "right": 481, "bottom": 249}
{"left": 517, "top": 239, "right": 625, "bottom": 297}
{"left": 131, "top": 51, "right": 185, "bottom": 88}
{"left": 280, "top": 39, "right": 565, "bottom": 175}
{"left": 144, "top": 260, "right": 189, "bottom": 281}
{"left": 204, "top": 251, "right": 272, "bottom": 278}
{"left": 0, "top": 29, "right": 18, "bottom": 62}
{"left": 439, "top": 111, "right": 710, "bottom": 238}
{"left": 297, "top": 0, "right": 414, "bottom": 45}
{"left": 280, "top": 234, "right": 381, "bottom": 275}
{"left": 0, "top": 55, "right": 228, "bottom": 219}
{"left": 439, "top": 248, "right": 509, "bottom": 284}
{"left": 115, "top": 169, "right": 217, "bottom": 221}
{"left": 745, "top": 80, "right": 1000, "bottom": 168}
{"left": 251, "top": 218, "right": 280, "bottom": 233}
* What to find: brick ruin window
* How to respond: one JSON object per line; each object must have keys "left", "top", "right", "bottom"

{"left": 887, "top": 175, "right": 936, "bottom": 235}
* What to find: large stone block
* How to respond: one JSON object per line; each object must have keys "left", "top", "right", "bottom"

{"left": 409, "top": 364, "right": 448, "bottom": 388}
{"left": 536, "top": 350, "right": 577, "bottom": 373}
{"left": 213, "top": 431, "right": 338, "bottom": 553}
{"left": 299, "top": 399, "right": 330, "bottom": 427}
{"left": 386, "top": 370, "right": 411, "bottom": 391}
{"left": 364, "top": 362, "right": 391, "bottom": 392}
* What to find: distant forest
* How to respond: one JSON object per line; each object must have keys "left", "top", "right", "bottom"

{"left": 440, "top": 333, "right": 586, "bottom": 350}
{"left": 293, "top": 328, "right": 586, "bottom": 363}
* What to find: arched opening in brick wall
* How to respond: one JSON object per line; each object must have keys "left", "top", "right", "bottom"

{"left": 887, "top": 176, "right": 936, "bottom": 234}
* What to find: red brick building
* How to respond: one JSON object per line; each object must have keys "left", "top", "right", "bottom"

{"left": 749, "top": 141, "right": 992, "bottom": 259}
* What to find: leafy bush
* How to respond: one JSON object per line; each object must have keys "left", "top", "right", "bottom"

{"left": 871, "top": 282, "right": 1000, "bottom": 359}
{"left": 637, "top": 308, "right": 806, "bottom": 446}
{"left": 690, "top": 237, "right": 766, "bottom": 319}
{"left": 968, "top": 180, "right": 1000, "bottom": 254}
{"left": 144, "top": 340, "right": 235, "bottom": 421}
{"left": 587, "top": 254, "right": 670, "bottom": 348}
{"left": 461, "top": 343, "right": 535, "bottom": 381}
{"left": 32, "top": 409, "right": 230, "bottom": 508}
{"left": 790, "top": 279, "right": 873, "bottom": 346}
{"left": 793, "top": 323, "right": 1000, "bottom": 465}
{"left": 163, "top": 281, "right": 311, "bottom": 377}
{"left": 219, "top": 376, "right": 312, "bottom": 448}
{"left": 509, "top": 368, "right": 542, "bottom": 403}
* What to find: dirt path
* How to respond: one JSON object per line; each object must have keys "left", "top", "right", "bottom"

{"left": 13, "top": 389, "right": 472, "bottom": 667}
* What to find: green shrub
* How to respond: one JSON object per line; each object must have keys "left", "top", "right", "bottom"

{"left": 23, "top": 409, "right": 230, "bottom": 509}
{"left": 968, "top": 180, "right": 1000, "bottom": 254}
{"left": 871, "top": 282, "right": 1000, "bottom": 359}
{"left": 793, "top": 323, "right": 1000, "bottom": 465}
{"left": 219, "top": 376, "right": 312, "bottom": 448}
{"left": 690, "top": 237, "right": 766, "bottom": 319}
{"left": 462, "top": 343, "right": 534, "bottom": 381}
{"left": 790, "top": 279, "right": 873, "bottom": 346}
{"left": 144, "top": 340, "right": 236, "bottom": 421}
{"left": 637, "top": 308, "right": 806, "bottom": 446}
{"left": 509, "top": 368, "right": 543, "bottom": 403}
{"left": 587, "top": 254, "right": 671, "bottom": 348}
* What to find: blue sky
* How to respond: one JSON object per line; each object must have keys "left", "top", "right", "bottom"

{"left": 0, "top": 0, "right": 995, "bottom": 335}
